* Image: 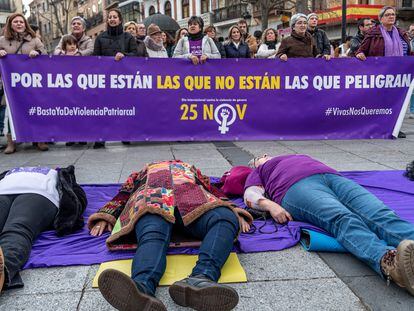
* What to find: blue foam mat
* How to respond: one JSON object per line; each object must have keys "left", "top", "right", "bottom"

{"left": 300, "top": 229, "right": 348, "bottom": 253}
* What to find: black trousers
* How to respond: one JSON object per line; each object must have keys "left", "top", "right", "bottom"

{"left": 0, "top": 193, "right": 57, "bottom": 288}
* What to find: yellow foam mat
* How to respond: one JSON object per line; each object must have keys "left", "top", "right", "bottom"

{"left": 92, "top": 253, "right": 246, "bottom": 287}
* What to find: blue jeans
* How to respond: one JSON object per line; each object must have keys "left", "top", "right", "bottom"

{"left": 281, "top": 173, "right": 414, "bottom": 275}
{"left": 131, "top": 206, "right": 239, "bottom": 296}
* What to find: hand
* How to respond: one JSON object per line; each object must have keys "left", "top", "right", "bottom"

{"left": 0, "top": 50, "right": 7, "bottom": 57}
{"left": 189, "top": 54, "right": 199, "bottom": 65}
{"left": 29, "top": 50, "right": 39, "bottom": 58}
{"left": 239, "top": 216, "right": 251, "bottom": 233}
{"left": 200, "top": 54, "right": 208, "bottom": 64}
{"left": 268, "top": 205, "right": 293, "bottom": 224}
{"left": 356, "top": 53, "right": 366, "bottom": 61}
{"left": 323, "top": 54, "right": 331, "bottom": 61}
{"left": 280, "top": 54, "right": 288, "bottom": 61}
{"left": 115, "top": 52, "right": 125, "bottom": 61}
{"left": 90, "top": 220, "right": 113, "bottom": 236}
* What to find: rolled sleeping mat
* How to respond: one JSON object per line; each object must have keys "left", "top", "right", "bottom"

{"left": 300, "top": 229, "right": 348, "bottom": 253}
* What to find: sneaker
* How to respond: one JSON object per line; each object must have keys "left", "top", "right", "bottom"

{"left": 122, "top": 141, "right": 131, "bottom": 145}
{"left": 381, "top": 240, "right": 414, "bottom": 296}
{"left": 398, "top": 131, "right": 407, "bottom": 138}
{"left": 169, "top": 275, "right": 239, "bottom": 311}
{"left": 0, "top": 246, "right": 4, "bottom": 293}
{"left": 65, "top": 142, "right": 75, "bottom": 146}
{"left": 98, "top": 269, "right": 166, "bottom": 311}
{"left": 78, "top": 142, "right": 87, "bottom": 145}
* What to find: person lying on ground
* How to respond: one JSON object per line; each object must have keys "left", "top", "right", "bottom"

{"left": 89, "top": 160, "right": 253, "bottom": 311}
{"left": 0, "top": 165, "right": 87, "bottom": 293}
{"left": 244, "top": 154, "right": 414, "bottom": 296}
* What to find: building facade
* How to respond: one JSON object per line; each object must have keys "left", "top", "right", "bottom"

{"left": 0, "top": 0, "right": 23, "bottom": 28}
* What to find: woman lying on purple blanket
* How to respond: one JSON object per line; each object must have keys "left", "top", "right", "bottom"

{"left": 88, "top": 160, "right": 252, "bottom": 311}
{"left": 0, "top": 165, "right": 87, "bottom": 293}
{"left": 244, "top": 154, "right": 414, "bottom": 296}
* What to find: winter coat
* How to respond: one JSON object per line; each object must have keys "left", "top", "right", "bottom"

{"left": 54, "top": 33, "right": 94, "bottom": 56}
{"left": 348, "top": 33, "right": 365, "bottom": 57}
{"left": 136, "top": 38, "right": 148, "bottom": 57}
{"left": 0, "top": 34, "right": 46, "bottom": 55}
{"left": 214, "top": 40, "right": 226, "bottom": 58}
{"left": 173, "top": 36, "right": 221, "bottom": 59}
{"left": 356, "top": 25, "right": 412, "bottom": 57}
{"left": 93, "top": 30, "right": 138, "bottom": 57}
{"left": 0, "top": 165, "right": 87, "bottom": 236}
{"left": 276, "top": 31, "right": 318, "bottom": 58}
{"left": 224, "top": 41, "right": 250, "bottom": 58}
{"left": 87, "top": 160, "right": 253, "bottom": 250}
{"left": 308, "top": 27, "right": 330, "bottom": 56}
{"left": 256, "top": 42, "right": 281, "bottom": 58}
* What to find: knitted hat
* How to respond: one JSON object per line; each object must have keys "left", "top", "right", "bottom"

{"left": 147, "top": 23, "right": 162, "bottom": 36}
{"left": 290, "top": 13, "right": 307, "bottom": 27}
{"left": 307, "top": 13, "right": 318, "bottom": 21}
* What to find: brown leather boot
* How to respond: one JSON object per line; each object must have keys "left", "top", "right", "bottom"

{"left": 381, "top": 240, "right": 414, "bottom": 296}
{"left": 36, "top": 142, "right": 49, "bottom": 151}
{"left": 4, "top": 134, "right": 15, "bottom": 154}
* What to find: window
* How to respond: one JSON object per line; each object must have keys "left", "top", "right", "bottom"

{"left": 182, "top": 0, "right": 189, "bottom": 18}
{"left": 165, "top": 1, "right": 171, "bottom": 17}
{"left": 149, "top": 5, "right": 156, "bottom": 16}
{"left": 201, "top": 0, "right": 209, "bottom": 14}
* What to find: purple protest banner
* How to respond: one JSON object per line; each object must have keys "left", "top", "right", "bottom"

{"left": 1, "top": 54, "right": 413, "bottom": 142}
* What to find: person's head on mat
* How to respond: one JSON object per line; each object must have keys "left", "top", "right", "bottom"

{"left": 248, "top": 154, "right": 272, "bottom": 168}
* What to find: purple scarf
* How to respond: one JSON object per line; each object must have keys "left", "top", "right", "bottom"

{"left": 380, "top": 25, "right": 403, "bottom": 56}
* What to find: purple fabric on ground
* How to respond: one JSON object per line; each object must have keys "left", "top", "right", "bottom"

{"left": 23, "top": 171, "right": 414, "bottom": 269}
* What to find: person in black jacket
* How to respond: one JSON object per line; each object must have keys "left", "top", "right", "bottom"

{"left": 348, "top": 18, "right": 374, "bottom": 57}
{"left": 93, "top": 8, "right": 138, "bottom": 149}
{"left": 204, "top": 25, "right": 225, "bottom": 58}
{"left": 0, "top": 165, "right": 87, "bottom": 293}
{"left": 224, "top": 25, "right": 250, "bottom": 58}
{"left": 124, "top": 21, "right": 148, "bottom": 57}
{"left": 307, "top": 13, "right": 331, "bottom": 60}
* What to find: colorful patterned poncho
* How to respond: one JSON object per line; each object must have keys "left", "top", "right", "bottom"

{"left": 88, "top": 160, "right": 253, "bottom": 250}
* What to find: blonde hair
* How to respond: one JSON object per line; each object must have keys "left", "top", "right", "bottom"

{"left": 124, "top": 21, "right": 138, "bottom": 32}
{"left": 261, "top": 28, "right": 278, "bottom": 43}
{"left": 226, "top": 25, "right": 244, "bottom": 44}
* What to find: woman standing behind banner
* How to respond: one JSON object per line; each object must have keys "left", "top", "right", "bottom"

{"left": 124, "top": 21, "right": 148, "bottom": 57}
{"left": 173, "top": 16, "right": 220, "bottom": 64}
{"left": 171, "top": 27, "right": 188, "bottom": 54}
{"left": 256, "top": 28, "right": 280, "bottom": 59}
{"left": 204, "top": 25, "right": 226, "bottom": 58}
{"left": 144, "top": 24, "right": 169, "bottom": 58}
{"left": 0, "top": 13, "right": 47, "bottom": 154}
{"left": 356, "top": 6, "right": 412, "bottom": 139}
{"left": 224, "top": 25, "right": 250, "bottom": 59}
{"left": 276, "top": 13, "right": 318, "bottom": 60}
{"left": 93, "top": 8, "right": 138, "bottom": 149}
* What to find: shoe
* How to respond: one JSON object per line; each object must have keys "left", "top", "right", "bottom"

{"left": 98, "top": 269, "right": 166, "bottom": 311}
{"left": 381, "top": 240, "right": 414, "bottom": 296}
{"left": 122, "top": 141, "right": 131, "bottom": 145}
{"left": 169, "top": 275, "right": 239, "bottom": 311}
{"left": 0, "top": 246, "right": 4, "bottom": 293}
{"left": 37, "top": 142, "right": 49, "bottom": 151}
{"left": 78, "top": 142, "right": 87, "bottom": 145}
{"left": 398, "top": 131, "right": 406, "bottom": 138}
{"left": 65, "top": 142, "right": 75, "bottom": 146}
{"left": 408, "top": 114, "right": 414, "bottom": 119}
{"left": 93, "top": 142, "right": 105, "bottom": 149}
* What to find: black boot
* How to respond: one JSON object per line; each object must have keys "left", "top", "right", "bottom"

{"left": 169, "top": 275, "right": 239, "bottom": 311}
{"left": 93, "top": 142, "right": 105, "bottom": 149}
{"left": 398, "top": 131, "right": 407, "bottom": 138}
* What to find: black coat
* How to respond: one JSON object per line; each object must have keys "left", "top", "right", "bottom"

{"left": 214, "top": 40, "right": 226, "bottom": 58}
{"left": 0, "top": 165, "right": 87, "bottom": 236}
{"left": 308, "top": 27, "right": 330, "bottom": 56}
{"left": 136, "top": 38, "right": 149, "bottom": 57}
{"left": 93, "top": 30, "right": 138, "bottom": 57}
{"left": 224, "top": 42, "right": 250, "bottom": 58}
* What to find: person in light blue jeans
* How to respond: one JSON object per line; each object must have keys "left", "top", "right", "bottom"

{"left": 244, "top": 154, "right": 414, "bottom": 296}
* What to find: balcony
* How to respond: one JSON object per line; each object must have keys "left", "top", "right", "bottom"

{"left": 212, "top": 3, "right": 248, "bottom": 23}
{"left": 85, "top": 12, "right": 103, "bottom": 29}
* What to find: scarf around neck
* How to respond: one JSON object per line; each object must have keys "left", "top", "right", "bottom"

{"left": 107, "top": 24, "right": 123, "bottom": 36}
{"left": 144, "top": 36, "right": 164, "bottom": 51}
{"left": 264, "top": 41, "right": 277, "bottom": 50}
{"left": 188, "top": 31, "right": 204, "bottom": 41}
{"left": 380, "top": 24, "right": 403, "bottom": 56}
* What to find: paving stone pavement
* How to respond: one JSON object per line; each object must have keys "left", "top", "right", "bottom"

{"left": 0, "top": 117, "right": 414, "bottom": 310}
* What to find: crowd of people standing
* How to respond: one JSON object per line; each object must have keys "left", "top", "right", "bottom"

{"left": 0, "top": 6, "right": 413, "bottom": 153}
